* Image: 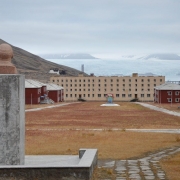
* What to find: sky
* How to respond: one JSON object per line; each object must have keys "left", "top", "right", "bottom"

{"left": 1, "top": 0, "right": 180, "bottom": 58}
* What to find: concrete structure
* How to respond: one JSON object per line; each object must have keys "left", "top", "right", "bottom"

{"left": 25, "top": 79, "right": 41, "bottom": 104}
{"left": 50, "top": 73, "right": 165, "bottom": 101}
{"left": 154, "top": 82, "right": 180, "bottom": 103}
{"left": 46, "top": 83, "right": 64, "bottom": 102}
{"left": 0, "top": 75, "right": 25, "bottom": 165}
{"left": 0, "top": 149, "right": 98, "bottom": 180}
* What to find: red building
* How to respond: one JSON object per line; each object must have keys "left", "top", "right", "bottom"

{"left": 46, "top": 83, "right": 64, "bottom": 102}
{"left": 25, "top": 79, "right": 42, "bottom": 104}
{"left": 154, "top": 83, "right": 180, "bottom": 103}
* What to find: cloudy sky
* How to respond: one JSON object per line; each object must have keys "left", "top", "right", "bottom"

{"left": 1, "top": 0, "right": 180, "bottom": 58}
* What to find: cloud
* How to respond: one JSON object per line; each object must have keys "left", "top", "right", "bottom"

{"left": 0, "top": 0, "right": 180, "bottom": 56}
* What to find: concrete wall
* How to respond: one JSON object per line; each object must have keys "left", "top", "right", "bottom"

{"left": 0, "top": 75, "right": 25, "bottom": 165}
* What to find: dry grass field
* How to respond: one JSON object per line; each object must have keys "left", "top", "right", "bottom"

{"left": 25, "top": 102, "right": 180, "bottom": 179}
{"left": 26, "top": 102, "right": 180, "bottom": 129}
{"left": 160, "top": 153, "right": 180, "bottom": 180}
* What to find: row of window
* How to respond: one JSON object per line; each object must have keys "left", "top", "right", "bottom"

{"left": 59, "top": 84, "right": 156, "bottom": 87}
{"left": 167, "top": 91, "right": 180, "bottom": 95}
{"left": 53, "top": 78, "right": 163, "bottom": 83}
{"left": 167, "top": 98, "right": 180, "bottom": 102}
{"left": 65, "top": 94, "right": 151, "bottom": 98}
{"left": 65, "top": 88, "right": 152, "bottom": 92}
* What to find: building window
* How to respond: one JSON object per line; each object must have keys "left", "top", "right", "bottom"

{"left": 122, "top": 94, "right": 126, "bottom": 97}
{"left": 154, "top": 84, "right": 156, "bottom": 87}
{"left": 70, "top": 84, "right": 72, "bottom": 87}
{"left": 98, "top": 89, "right": 101, "bottom": 91}
{"left": 160, "top": 79, "right": 162, "bottom": 82}
{"left": 83, "top": 79, "right": 85, "bottom": 82}
{"left": 88, "top": 94, "right": 90, "bottom": 97}
{"left": 123, "top": 84, "right": 125, "bottom": 87}
{"left": 98, "top": 94, "right": 101, "bottom": 97}
{"left": 167, "top": 91, "right": 172, "bottom": 95}
{"left": 175, "top": 98, "right": 179, "bottom": 102}
{"left": 92, "top": 94, "right": 94, "bottom": 97}
{"left": 61, "top": 84, "right": 63, "bottom": 87}
{"left": 104, "top": 89, "right": 106, "bottom": 91}
{"left": 123, "top": 89, "right": 125, "bottom": 91}
{"left": 88, "top": 84, "right": 90, "bottom": 87}
{"left": 75, "top": 79, "right": 77, "bottom": 82}
{"left": 111, "top": 89, "right": 113, "bottom": 91}
{"left": 141, "top": 94, "right": 144, "bottom": 97}
{"left": 66, "top": 79, "right": 68, "bottom": 82}
{"left": 70, "top": 79, "right": 72, "bottom": 82}
{"left": 147, "top": 94, "right": 150, "bottom": 97}
{"left": 104, "top": 84, "right": 107, "bottom": 87}
{"left": 79, "top": 84, "right": 81, "bottom": 87}
{"left": 79, "top": 89, "right": 81, "bottom": 91}
{"left": 70, "top": 94, "right": 72, "bottom": 97}
{"left": 167, "top": 98, "right": 172, "bottom": 102}
{"left": 141, "top": 89, "right": 144, "bottom": 91}
{"left": 117, "top": 84, "right": 119, "bottom": 87}
{"left": 104, "top": 94, "right": 106, "bottom": 97}
{"left": 98, "top": 84, "right": 101, "bottom": 87}
{"left": 135, "top": 79, "right": 137, "bottom": 82}
{"left": 104, "top": 79, "right": 107, "bottom": 82}
{"left": 148, "top": 89, "right": 150, "bottom": 91}
{"left": 111, "top": 79, "right": 113, "bottom": 82}
{"left": 88, "top": 79, "right": 90, "bottom": 82}
{"left": 92, "top": 84, "right": 94, "bottom": 87}
{"left": 116, "top": 94, "right": 119, "bottom": 97}
{"left": 70, "top": 89, "right": 72, "bottom": 91}
{"left": 129, "top": 79, "right": 131, "bottom": 82}
{"left": 92, "top": 89, "right": 94, "bottom": 91}
{"left": 66, "top": 84, "right": 68, "bottom": 87}
{"left": 141, "top": 84, "right": 144, "bottom": 87}
{"left": 84, "top": 84, "right": 86, "bottom": 87}
{"left": 57, "top": 80, "right": 59, "bottom": 82}
{"left": 135, "top": 89, "right": 137, "bottom": 91}
{"left": 117, "top": 89, "right": 119, "bottom": 91}
{"left": 83, "top": 89, "right": 85, "bottom": 91}
{"left": 129, "top": 84, "right": 131, "bottom": 87}
{"left": 148, "top": 79, "right": 150, "bottom": 82}
{"left": 128, "top": 94, "right": 132, "bottom": 97}
{"left": 148, "top": 84, "right": 150, "bottom": 87}
{"left": 52, "top": 80, "right": 55, "bottom": 82}
{"left": 175, "top": 91, "right": 179, "bottom": 95}
{"left": 83, "top": 94, "right": 86, "bottom": 97}
{"left": 129, "top": 89, "right": 131, "bottom": 91}
{"left": 117, "top": 79, "right": 119, "bottom": 82}
{"left": 66, "top": 94, "right": 68, "bottom": 97}
{"left": 92, "top": 79, "right": 94, "bottom": 82}
{"left": 75, "top": 84, "right": 77, "bottom": 87}
{"left": 75, "top": 94, "right": 77, "bottom": 97}
{"left": 75, "top": 89, "right": 77, "bottom": 91}
{"left": 88, "top": 89, "right": 90, "bottom": 91}
{"left": 111, "top": 84, "right": 113, "bottom": 87}
{"left": 123, "top": 79, "right": 125, "bottom": 82}
{"left": 154, "top": 79, "right": 156, "bottom": 82}
{"left": 79, "top": 80, "right": 81, "bottom": 82}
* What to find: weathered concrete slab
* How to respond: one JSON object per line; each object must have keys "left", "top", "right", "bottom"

{"left": 0, "top": 75, "right": 25, "bottom": 165}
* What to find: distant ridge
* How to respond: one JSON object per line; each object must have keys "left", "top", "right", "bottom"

{"left": 0, "top": 39, "right": 89, "bottom": 82}
{"left": 144, "top": 53, "right": 180, "bottom": 60}
{"left": 40, "top": 53, "right": 97, "bottom": 59}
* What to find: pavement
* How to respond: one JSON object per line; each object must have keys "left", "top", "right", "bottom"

{"left": 98, "top": 146, "right": 180, "bottom": 180}
{"left": 135, "top": 102, "right": 180, "bottom": 117}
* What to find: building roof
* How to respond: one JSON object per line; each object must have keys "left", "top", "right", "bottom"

{"left": 155, "top": 82, "right": 180, "bottom": 90}
{"left": 25, "top": 79, "right": 42, "bottom": 88}
{"left": 46, "top": 83, "right": 64, "bottom": 91}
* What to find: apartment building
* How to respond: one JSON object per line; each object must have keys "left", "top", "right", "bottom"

{"left": 50, "top": 73, "right": 165, "bottom": 102}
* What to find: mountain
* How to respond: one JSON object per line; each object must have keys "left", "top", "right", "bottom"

{"left": 144, "top": 53, "right": 180, "bottom": 60}
{"left": 0, "top": 39, "right": 88, "bottom": 82}
{"left": 40, "top": 53, "right": 97, "bottom": 59}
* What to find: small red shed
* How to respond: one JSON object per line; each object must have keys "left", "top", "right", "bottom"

{"left": 25, "top": 79, "right": 42, "bottom": 104}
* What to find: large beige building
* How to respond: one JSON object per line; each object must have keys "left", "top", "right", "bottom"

{"left": 50, "top": 73, "right": 165, "bottom": 102}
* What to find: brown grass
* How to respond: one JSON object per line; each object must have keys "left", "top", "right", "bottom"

{"left": 26, "top": 130, "right": 180, "bottom": 159}
{"left": 160, "top": 152, "right": 180, "bottom": 180}
{"left": 26, "top": 102, "right": 180, "bottom": 129}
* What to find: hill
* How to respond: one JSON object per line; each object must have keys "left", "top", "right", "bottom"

{"left": 0, "top": 39, "right": 88, "bottom": 82}
{"left": 144, "top": 53, "right": 180, "bottom": 60}
{"left": 40, "top": 53, "right": 97, "bottom": 59}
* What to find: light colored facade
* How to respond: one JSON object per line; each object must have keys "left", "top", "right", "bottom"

{"left": 50, "top": 73, "right": 165, "bottom": 102}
